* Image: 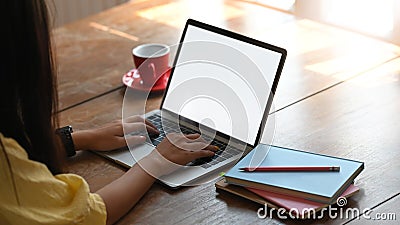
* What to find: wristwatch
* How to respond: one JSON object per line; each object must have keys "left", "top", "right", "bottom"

{"left": 55, "top": 125, "right": 76, "bottom": 157}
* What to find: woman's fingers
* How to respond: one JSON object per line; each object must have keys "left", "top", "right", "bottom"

{"left": 155, "top": 132, "right": 222, "bottom": 166}
{"left": 123, "top": 122, "right": 159, "bottom": 135}
{"left": 185, "top": 135, "right": 209, "bottom": 144}
{"left": 123, "top": 115, "right": 143, "bottom": 123}
{"left": 190, "top": 149, "right": 215, "bottom": 158}
{"left": 183, "top": 141, "right": 218, "bottom": 152}
{"left": 145, "top": 124, "right": 159, "bottom": 134}
{"left": 185, "top": 133, "right": 201, "bottom": 139}
{"left": 203, "top": 144, "right": 219, "bottom": 152}
{"left": 124, "top": 115, "right": 158, "bottom": 130}
{"left": 124, "top": 135, "right": 146, "bottom": 147}
{"left": 183, "top": 134, "right": 218, "bottom": 150}
{"left": 123, "top": 122, "right": 145, "bottom": 134}
{"left": 166, "top": 133, "right": 217, "bottom": 152}
{"left": 144, "top": 119, "right": 158, "bottom": 130}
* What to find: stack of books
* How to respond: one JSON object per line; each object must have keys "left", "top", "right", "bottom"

{"left": 215, "top": 144, "right": 364, "bottom": 219}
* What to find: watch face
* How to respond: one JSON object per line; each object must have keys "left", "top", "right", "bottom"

{"left": 66, "top": 125, "right": 73, "bottom": 133}
{"left": 57, "top": 126, "right": 73, "bottom": 134}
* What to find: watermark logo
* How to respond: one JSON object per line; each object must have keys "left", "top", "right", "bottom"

{"left": 257, "top": 196, "right": 397, "bottom": 221}
{"left": 336, "top": 196, "right": 347, "bottom": 207}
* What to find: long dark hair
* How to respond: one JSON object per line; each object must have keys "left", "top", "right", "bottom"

{"left": 0, "top": 0, "right": 63, "bottom": 174}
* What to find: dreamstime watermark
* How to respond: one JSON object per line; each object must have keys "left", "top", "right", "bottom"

{"left": 257, "top": 196, "right": 397, "bottom": 220}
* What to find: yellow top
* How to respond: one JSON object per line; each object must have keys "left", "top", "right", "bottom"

{"left": 0, "top": 134, "right": 107, "bottom": 225}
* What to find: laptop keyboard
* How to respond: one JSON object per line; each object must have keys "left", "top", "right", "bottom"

{"left": 145, "top": 114, "right": 242, "bottom": 169}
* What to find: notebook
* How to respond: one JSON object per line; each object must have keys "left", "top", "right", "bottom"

{"left": 224, "top": 144, "right": 364, "bottom": 204}
{"left": 215, "top": 178, "right": 360, "bottom": 219}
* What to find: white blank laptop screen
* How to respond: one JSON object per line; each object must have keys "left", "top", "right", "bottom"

{"left": 162, "top": 25, "right": 282, "bottom": 145}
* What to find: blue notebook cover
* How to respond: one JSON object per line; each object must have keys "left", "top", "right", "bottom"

{"left": 224, "top": 144, "right": 364, "bottom": 203}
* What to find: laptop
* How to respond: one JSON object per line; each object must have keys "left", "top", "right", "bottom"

{"left": 99, "top": 19, "right": 287, "bottom": 187}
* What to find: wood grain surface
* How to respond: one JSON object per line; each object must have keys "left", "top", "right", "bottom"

{"left": 270, "top": 58, "right": 400, "bottom": 225}
{"left": 56, "top": 0, "right": 400, "bottom": 224}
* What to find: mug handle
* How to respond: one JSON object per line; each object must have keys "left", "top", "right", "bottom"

{"left": 148, "top": 63, "right": 156, "bottom": 78}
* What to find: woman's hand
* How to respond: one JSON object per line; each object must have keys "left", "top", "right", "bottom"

{"left": 71, "top": 115, "right": 159, "bottom": 151}
{"left": 138, "top": 133, "right": 219, "bottom": 177}
{"left": 156, "top": 133, "right": 218, "bottom": 165}
{"left": 97, "top": 132, "right": 218, "bottom": 225}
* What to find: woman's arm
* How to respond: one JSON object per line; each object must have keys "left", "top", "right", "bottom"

{"left": 70, "top": 117, "right": 217, "bottom": 225}
{"left": 96, "top": 133, "right": 217, "bottom": 225}
{"left": 96, "top": 163, "right": 155, "bottom": 225}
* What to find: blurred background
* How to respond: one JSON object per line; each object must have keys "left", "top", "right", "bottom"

{"left": 51, "top": 0, "right": 400, "bottom": 45}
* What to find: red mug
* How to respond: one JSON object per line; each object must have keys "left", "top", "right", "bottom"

{"left": 132, "top": 43, "right": 170, "bottom": 87}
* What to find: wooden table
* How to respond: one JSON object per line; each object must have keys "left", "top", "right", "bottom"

{"left": 56, "top": 0, "right": 400, "bottom": 224}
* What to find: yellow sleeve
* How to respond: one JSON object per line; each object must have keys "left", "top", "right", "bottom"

{"left": 0, "top": 134, "right": 107, "bottom": 225}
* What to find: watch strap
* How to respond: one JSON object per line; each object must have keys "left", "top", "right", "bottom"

{"left": 56, "top": 126, "right": 76, "bottom": 157}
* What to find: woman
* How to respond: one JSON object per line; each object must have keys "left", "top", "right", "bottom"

{"left": 0, "top": 1, "right": 216, "bottom": 224}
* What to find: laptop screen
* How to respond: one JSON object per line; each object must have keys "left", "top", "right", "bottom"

{"left": 162, "top": 20, "right": 285, "bottom": 146}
